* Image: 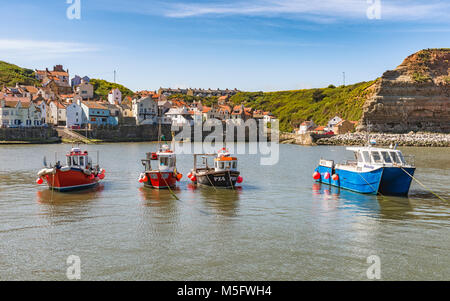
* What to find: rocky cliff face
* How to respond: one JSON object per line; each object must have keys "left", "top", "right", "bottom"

{"left": 359, "top": 49, "right": 450, "bottom": 133}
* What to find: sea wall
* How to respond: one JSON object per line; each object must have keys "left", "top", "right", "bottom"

{"left": 0, "top": 127, "right": 60, "bottom": 143}
{"left": 73, "top": 124, "right": 172, "bottom": 142}
{"left": 316, "top": 132, "right": 450, "bottom": 147}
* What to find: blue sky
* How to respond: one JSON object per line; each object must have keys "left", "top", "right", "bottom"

{"left": 0, "top": 0, "right": 449, "bottom": 92}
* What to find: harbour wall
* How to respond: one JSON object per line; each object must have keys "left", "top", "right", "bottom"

{"left": 0, "top": 127, "right": 60, "bottom": 144}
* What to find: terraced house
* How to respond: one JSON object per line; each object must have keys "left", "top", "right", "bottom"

{"left": 0, "top": 98, "right": 42, "bottom": 127}
{"left": 81, "top": 101, "right": 118, "bottom": 127}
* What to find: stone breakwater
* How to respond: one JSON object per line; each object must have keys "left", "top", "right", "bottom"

{"left": 316, "top": 132, "right": 450, "bottom": 147}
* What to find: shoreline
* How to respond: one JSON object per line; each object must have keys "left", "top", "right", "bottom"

{"left": 316, "top": 132, "right": 450, "bottom": 147}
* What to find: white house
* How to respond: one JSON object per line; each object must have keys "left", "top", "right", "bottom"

{"left": 327, "top": 116, "right": 343, "bottom": 131}
{"left": 48, "top": 101, "right": 67, "bottom": 126}
{"left": 0, "top": 99, "right": 42, "bottom": 127}
{"left": 108, "top": 88, "right": 122, "bottom": 105}
{"left": 66, "top": 101, "right": 84, "bottom": 128}
{"left": 298, "top": 121, "right": 316, "bottom": 134}
{"left": 166, "top": 107, "right": 193, "bottom": 126}
{"left": 132, "top": 96, "right": 158, "bottom": 125}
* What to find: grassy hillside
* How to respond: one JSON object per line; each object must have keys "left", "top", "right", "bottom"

{"left": 89, "top": 78, "right": 134, "bottom": 99}
{"left": 230, "top": 81, "right": 377, "bottom": 132}
{"left": 0, "top": 61, "right": 40, "bottom": 86}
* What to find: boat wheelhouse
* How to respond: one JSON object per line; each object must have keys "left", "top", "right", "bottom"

{"left": 188, "top": 148, "right": 242, "bottom": 188}
{"left": 313, "top": 146, "right": 415, "bottom": 196}
{"left": 140, "top": 144, "right": 182, "bottom": 189}
{"left": 36, "top": 147, "right": 105, "bottom": 192}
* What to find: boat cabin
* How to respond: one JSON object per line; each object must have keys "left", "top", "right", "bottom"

{"left": 213, "top": 148, "right": 238, "bottom": 172}
{"left": 65, "top": 148, "right": 92, "bottom": 169}
{"left": 346, "top": 147, "right": 412, "bottom": 167}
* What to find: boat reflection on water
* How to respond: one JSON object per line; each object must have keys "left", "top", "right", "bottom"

{"left": 193, "top": 184, "right": 242, "bottom": 217}
{"left": 311, "top": 183, "right": 414, "bottom": 220}
{"left": 36, "top": 184, "right": 105, "bottom": 205}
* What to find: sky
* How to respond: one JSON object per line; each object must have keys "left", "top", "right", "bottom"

{"left": 0, "top": 0, "right": 449, "bottom": 92}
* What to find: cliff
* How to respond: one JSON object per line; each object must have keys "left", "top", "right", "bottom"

{"left": 359, "top": 49, "right": 450, "bottom": 133}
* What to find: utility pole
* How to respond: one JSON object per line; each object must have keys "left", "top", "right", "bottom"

{"left": 114, "top": 70, "right": 116, "bottom": 83}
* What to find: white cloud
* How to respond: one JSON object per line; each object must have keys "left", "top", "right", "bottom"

{"left": 162, "top": 0, "right": 450, "bottom": 22}
{"left": 0, "top": 39, "right": 99, "bottom": 57}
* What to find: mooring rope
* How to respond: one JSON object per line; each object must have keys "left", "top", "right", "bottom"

{"left": 398, "top": 166, "right": 448, "bottom": 202}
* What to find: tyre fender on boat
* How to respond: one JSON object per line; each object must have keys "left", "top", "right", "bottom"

{"left": 37, "top": 168, "right": 56, "bottom": 177}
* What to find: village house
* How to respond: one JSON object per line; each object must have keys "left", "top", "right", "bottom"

{"left": 35, "top": 65, "right": 70, "bottom": 84}
{"left": 332, "top": 120, "right": 357, "bottom": 134}
{"left": 165, "top": 107, "right": 193, "bottom": 126}
{"left": 108, "top": 88, "right": 122, "bottom": 105}
{"left": 71, "top": 75, "right": 90, "bottom": 88}
{"left": 157, "top": 100, "right": 172, "bottom": 116}
{"left": 75, "top": 79, "right": 94, "bottom": 100}
{"left": 66, "top": 101, "right": 84, "bottom": 128}
{"left": 81, "top": 101, "right": 117, "bottom": 127}
{"left": 327, "top": 115, "right": 343, "bottom": 131}
{"left": 298, "top": 121, "right": 316, "bottom": 134}
{"left": 0, "top": 98, "right": 42, "bottom": 127}
{"left": 48, "top": 100, "right": 67, "bottom": 126}
{"left": 132, "top": 96, "right": 158, "bottom": 125}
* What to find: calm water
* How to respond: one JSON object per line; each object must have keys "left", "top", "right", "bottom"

{"left": 0, "top": 143, "right": 449, "bottom": 280}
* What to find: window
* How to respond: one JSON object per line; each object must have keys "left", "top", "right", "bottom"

{"left": 371, "top": 151, "right": 382, "bottom": 163}
{"left": 389, "top": 151, "right": 400, "bottom": 164}
{"left": 219, "top": 162, "right": 225, "bottom": 169}
{"left": 381, "top": 151, "right": 392, "bottom": 163}
{"left": 362, "top": 151, "right": 370, "bottom": 163}
{"left": 356, "top": 152, "right": 363, "bottom": 162}
{"left": 397, "top": 152, "right": 406, "bottom": 164}
{"left": 232, "top": 162, "right": 237, "bottom": 169}
{"left": 160, "top": 157, "right": 168, "bottom": 166}
{"left": 67, "top": 156, "right": 71, "bottom": 166}
{"left": 79, "top": 156, "right": 84, "bottom": 167}
{"left": 72, "top": 156, "right": 79, "bottom": 166}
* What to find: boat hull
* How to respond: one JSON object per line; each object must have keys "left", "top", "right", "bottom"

{"left": 379, "top": 167, "right": 415, "bottom": 196}
{"left": 144, "top": 171, "right": 177, "bottom": 189}
{"left": 195, "top": 170, "right": 240, "bottom": 188}
{"left": 44, "top": 168, "right": 99, "bottom": 192}
{"left": 314, "top": 165, "right": 383, "bottom": 195}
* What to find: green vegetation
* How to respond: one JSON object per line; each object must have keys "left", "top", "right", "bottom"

{"left": 89, "top": 78, "right": 134, "bottom": 100}
{"left": 412, "top": 72, "right": 432, "bottom": 83}
{"left": 0, "top": 61, "right": 40, "bottom": 87}
{"left": 230, "top": 81, "right": 376, "bottom": 132}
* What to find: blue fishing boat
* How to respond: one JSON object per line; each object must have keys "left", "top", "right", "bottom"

{"left": 313, "top": 146, "right": 415, "bottom": 196}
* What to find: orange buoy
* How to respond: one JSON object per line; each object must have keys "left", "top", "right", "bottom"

{"left": 313, "top": 171, "right": 320, "bottom": 180}
{"left": 191, "top": 176, "right": 197, "bottom": 182}
{"left": 187, "top": 173, "right": 192, "bottom": 179}
{"left": 36, "top": 178, "right": 44, "bottom": 185}
{"left": 332, "top": 174, "right": 339, "bottom": 181}
{"left": 176, "top": 173, "right": 183, "bottom": 181}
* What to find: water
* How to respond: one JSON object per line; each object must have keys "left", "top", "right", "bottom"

{"left": 0, "top": 143, "right": 449, "bottom": 280}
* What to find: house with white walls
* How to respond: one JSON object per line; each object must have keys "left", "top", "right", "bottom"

{"left": 66, "top": 101, "right": 84, "bottom": 128}
{"left": 0, "top": 98, "right": 42, "bottom": 127}
{"left": 132, "top": 96, "right": 158, "bottom": 125}
{"left": 165, "top": 107, "right": 193, "bottom": 126}
{"left": 108, "top": 88, "right": 122, "bottom": 105}
{"left": 48, "top": 100, "right": 67, "bottom": 126}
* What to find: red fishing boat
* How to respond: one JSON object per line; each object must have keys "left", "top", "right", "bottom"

{"left": 36, "top": 147, "right": 105, "bottom": 192}
{"left": 139, "top": 144, "right": 182, "bottom": 189}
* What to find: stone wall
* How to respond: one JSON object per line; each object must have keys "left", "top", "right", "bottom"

{"left": 73, "top": 124, "right": 172, "bottom": 142}
{"left": 0, "top": 127, "right": 60, "bottom": 143}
